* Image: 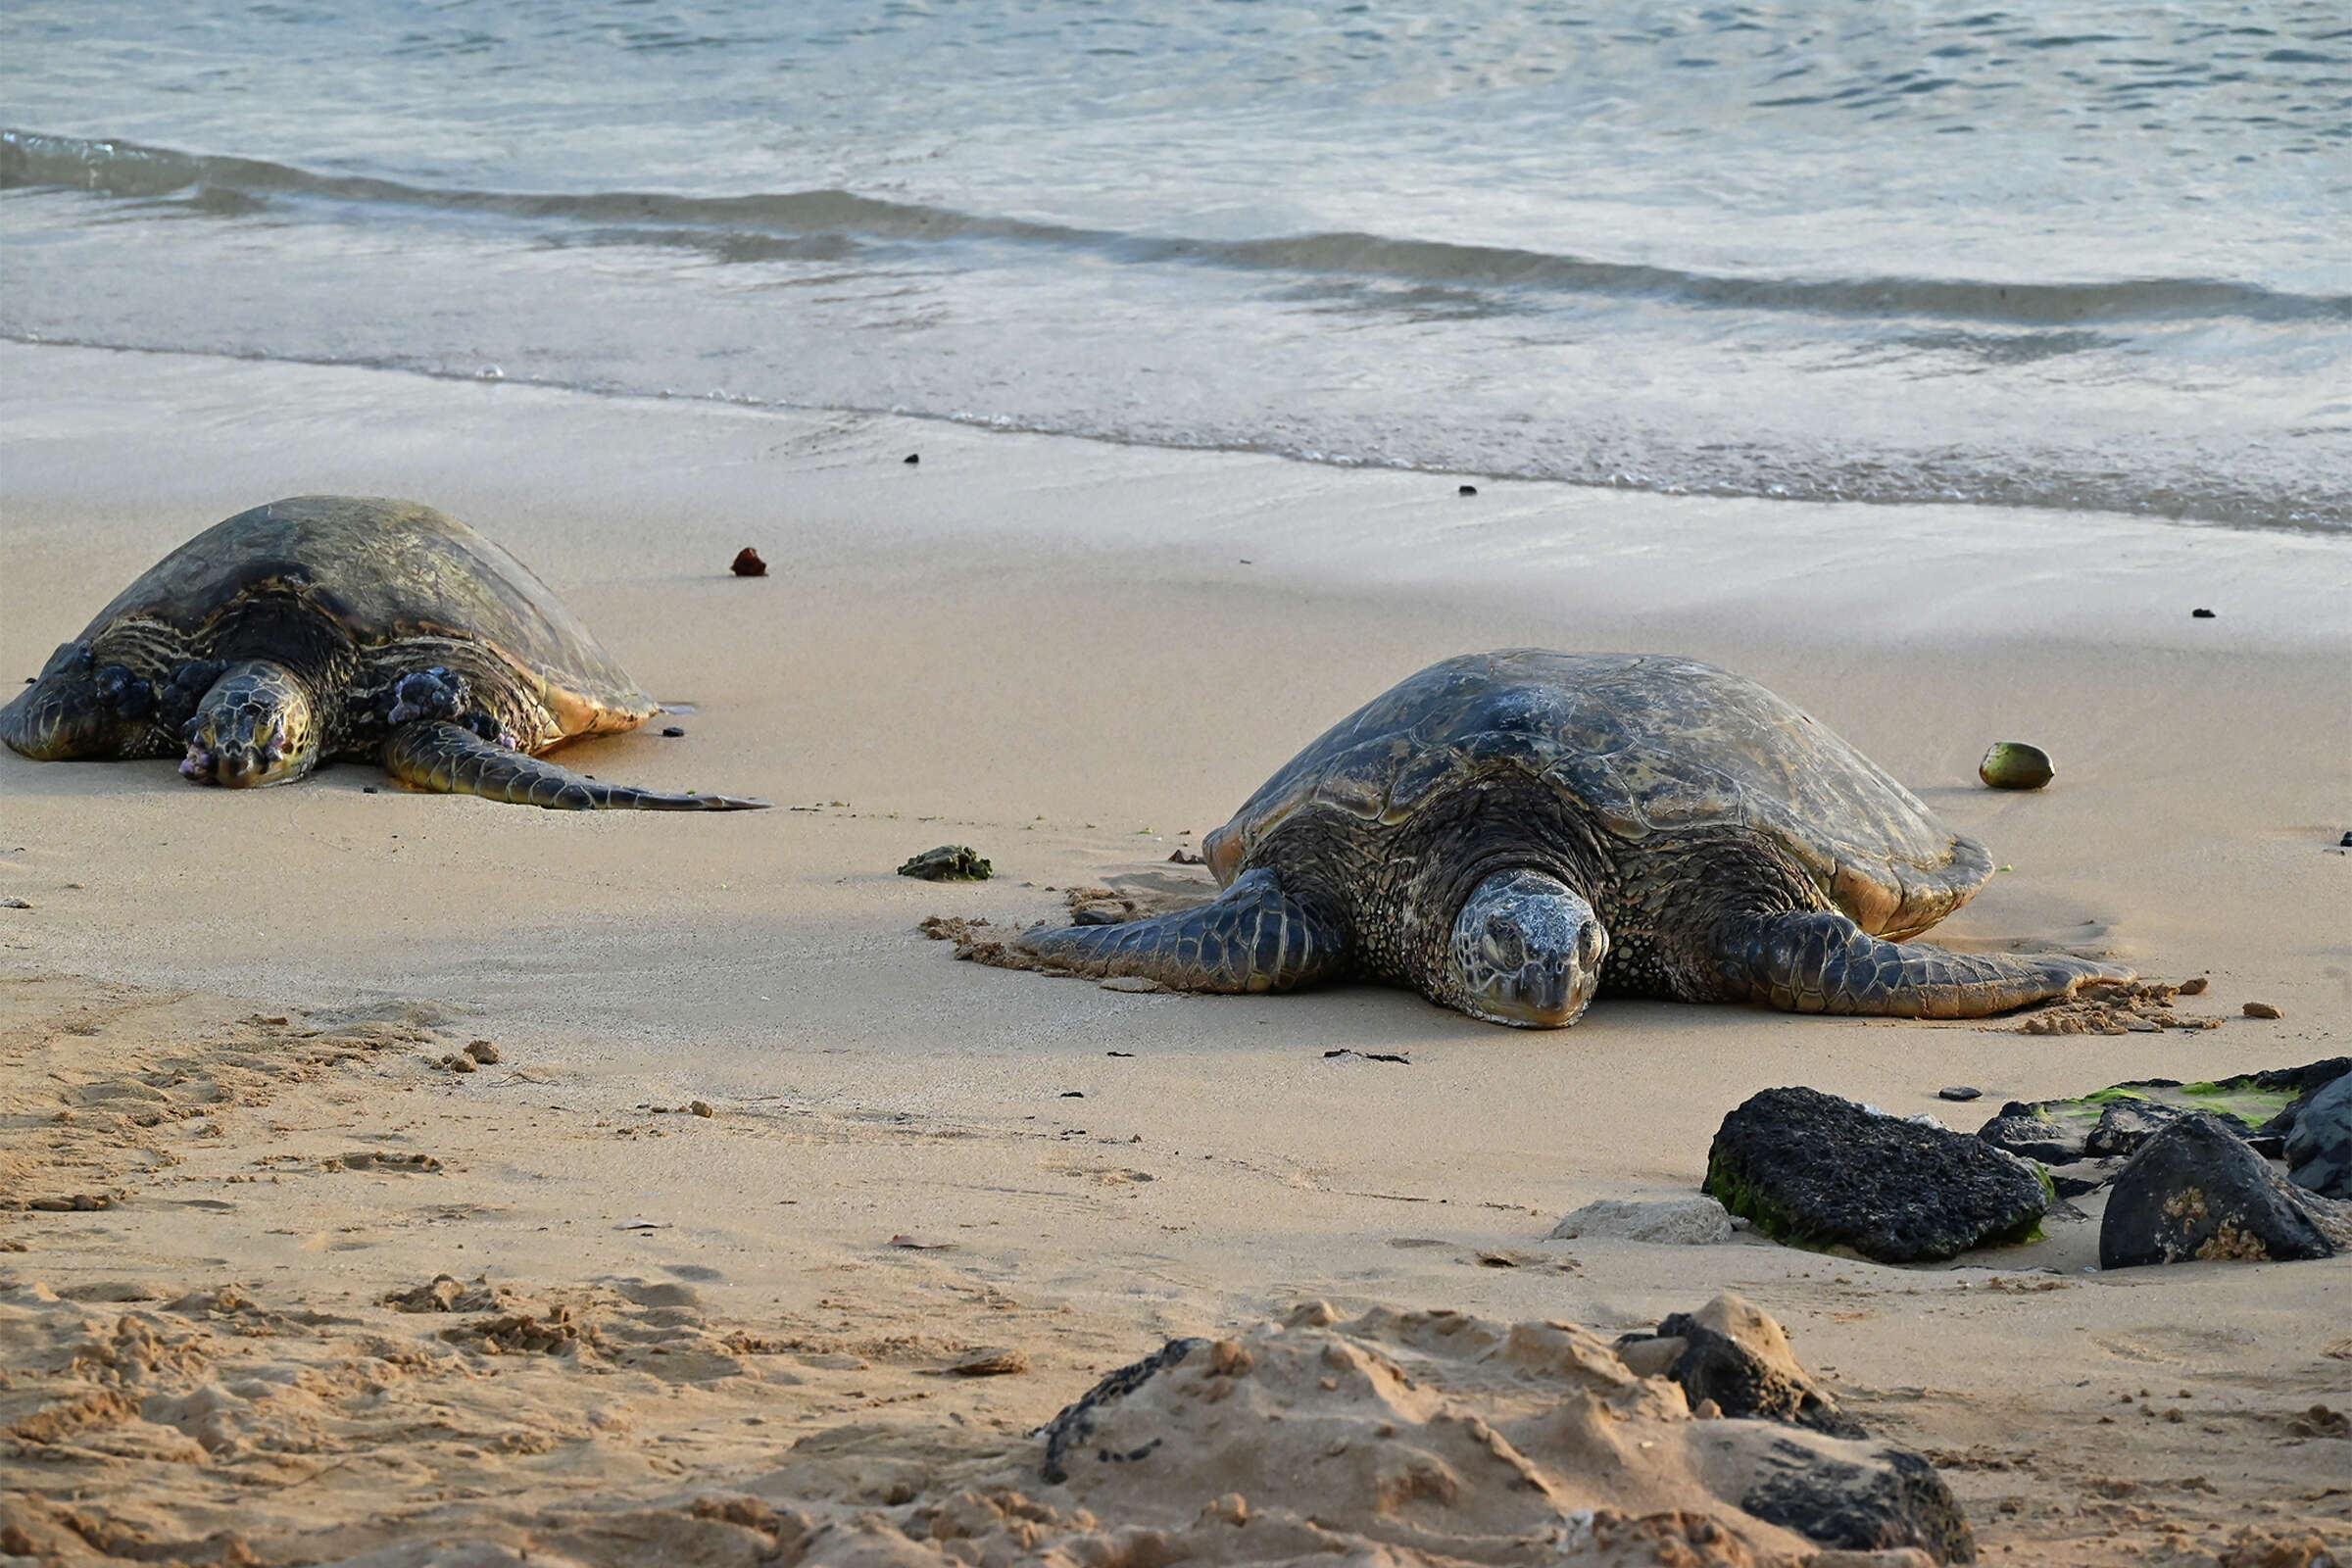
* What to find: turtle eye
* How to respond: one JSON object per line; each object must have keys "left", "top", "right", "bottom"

{"left": 44, "top": 642, "right": 95, "bottom": 678}
{"left": 1482, "top": 917, "right": 1526, "bottom": 968}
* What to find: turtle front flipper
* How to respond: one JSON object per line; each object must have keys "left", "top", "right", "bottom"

{"left": 1702, "top": 909, "right": 2129, "bottom": 1018}
{"left": 381, "top": 720, "right": 769, "bottom": 810}
{"left": 1012, "top": 868, "right": 1347, "bottom": 994}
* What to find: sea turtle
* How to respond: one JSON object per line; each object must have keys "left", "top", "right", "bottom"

{"left": 997, "top": 650, "right": 2126, "bottom": 1026}
{"left": 1, "top": 495, "right": 767, "bottom": 810}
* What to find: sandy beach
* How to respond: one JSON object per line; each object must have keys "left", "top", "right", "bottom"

{"left": 2, "top": 341, "right": 2348, "bottom": 1565}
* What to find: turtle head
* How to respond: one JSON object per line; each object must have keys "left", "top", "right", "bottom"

{"left": 1446, "top": 868, "right": 1607, "bottom": 1028}
{"left": 180, "top": 659, "right": 322, "bottom": 788}
{"left": 2, "top": 641, "right": 162, "bottom": 760}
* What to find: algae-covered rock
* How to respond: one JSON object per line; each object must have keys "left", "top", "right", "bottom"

{"left": 1706, "top": 1087, "right": 2048, "bottom": 1263}
{"left": 1977, "top": 1058, "right": 2350, "bottom": 1166}
{"left": 898, "top": 845, "right": 993, "bottom": 881}
{"left": 1978, "top": 741, "right": 2053, "bottom": 790}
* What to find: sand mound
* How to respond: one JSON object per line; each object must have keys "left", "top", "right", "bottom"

{"left": 994, "top": 1298, "right": 1962, "bottom": 1565}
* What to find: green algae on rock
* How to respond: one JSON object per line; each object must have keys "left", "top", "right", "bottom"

{"left": 899, "top": 845, "right": 994, "bottom": 881}
{"left": 1975, "top": 1058, "right": 2351, "bottom": 1168}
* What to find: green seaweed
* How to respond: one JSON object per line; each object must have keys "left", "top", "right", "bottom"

{"left": 1703, "top": 1153, "right": 1838, "bottom": 1254}
{"left": 2014, "top": 1080, "right": 2298, "bottom": 1133}
{"left": 897, "top": 845, "right": 993, "bottom": 882}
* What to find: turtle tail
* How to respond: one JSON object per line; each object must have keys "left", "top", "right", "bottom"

{"left": 381, "top": 720, "right": 769, "bottom": 811}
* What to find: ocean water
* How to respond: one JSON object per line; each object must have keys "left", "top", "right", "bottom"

{"left": 3, "top": 0, "right": 2347, "bottom": 529}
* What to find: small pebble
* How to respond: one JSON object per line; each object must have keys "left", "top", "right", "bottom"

{"left": 2242, "top": 1001, "right": 2283, "bottom": 1019}
{"left": 904, "top": 453, "right": 920, "bottom": 465}
{"left": 2190, "top": 608, "right": 2215, "bottom": 618}
{"left": 363, "top": 786, "right": 379, "bottom": 794}
{"left": 464, "top": 1040, "right": 501, "bottom": 1063}
{"left": 2339, "top": 831, "right": 2352, "bottom": 848}
{"left": 1060, "top": 1090, "right": 1085, "bottom": 1099}
{"left": 1, "top": 898, "right": 29, "bottom": 909}
{"left": 689, "top": 1100, "right": 713, "bottom": 1118}
{"left": 661, "top": 725, "right": 685, "bottom": 737}
{"left": 2176, "top": 976, "right": 2208, "bottom": 995}
{"left": 730, "top": 547, "right": 767, "bottom": 577}
{"left": 1937, "top": 1086, "right": 1984, "bottom": 1102}
{"left": 1458, "top": 483, "right": 1478, "bottom": 496}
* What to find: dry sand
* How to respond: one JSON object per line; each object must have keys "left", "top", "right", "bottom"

{"left": 1, "top": 342, "right": 2347, "bottom": 1565}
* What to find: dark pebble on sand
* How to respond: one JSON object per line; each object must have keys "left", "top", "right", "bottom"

{"left": 2339, "top": 831, "right": 2351, "bottom": 848}
{"left": 1938, "top": 1086, "right": 1984, "bottom": 1102}
{"left": 1060, "top": 1090, "right": 1085, "bottom": 1098}
{"left": 1458, "top": 484, "right": 1478, "bottom": 496}
{"left": 662, "top": 725, "right": 685, "bottom": 737}
{"left": 363, "top": 786, "right": 378, "bottom": 794}
{"left": 730, "top": 547, "right": 767, "bottom": 577}
{"left": 2191, "top": 607, "right": 2215, "bottom": 618}
{"left": 2, "top": 899, "right": 30, "bottom": 910}
{"left": 904, "top": 452, "right": 920, "bottom": 465}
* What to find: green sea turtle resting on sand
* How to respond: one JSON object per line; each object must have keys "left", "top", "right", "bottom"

{"left": 992, "top": 650, "right": 2126, "bottom": 1027}
{"left": 2, "top": 495, "right": 767, "bottom": 810}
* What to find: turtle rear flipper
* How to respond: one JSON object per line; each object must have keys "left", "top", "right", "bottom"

{"left": 382, "top": 720, "right": 769, "bottom": 811}
{"left": 1705, "top": 909, "right": 2129, "bottom": 1017}
{"left": 1014, "top": 868, "right": 1345, "bottom": 994}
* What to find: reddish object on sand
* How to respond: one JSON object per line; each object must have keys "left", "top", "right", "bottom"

{"left": 730, "top": 548, "right": 767, "bottom": 577}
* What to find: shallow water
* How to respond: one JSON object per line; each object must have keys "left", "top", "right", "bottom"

{"left": 4, "top": 0, "right": 2348, "bottom": 527}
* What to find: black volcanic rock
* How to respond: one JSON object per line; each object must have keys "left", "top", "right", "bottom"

{"left": 1976, "top": 1108, "right": 2083, "bottom": 1164}
{"left": 1735, "top": 1438, "right": 1977, "bottom": 1564}
{"left": 2099, "top": 1112, "right": 2337, "bottom": 1269}
{"left": 1706, "top": 1088, "right": 2049, "bottom": 1264}
{"left": 2285, "top": 1071, "right": 2352, "bottom": 1199}
{"left": 1642, "top": 1293, "right": 1865, "bottom": 1439}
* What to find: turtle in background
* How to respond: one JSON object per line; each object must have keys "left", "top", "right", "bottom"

{"left": 990, "top": 650, "right": 2125, "bottom": 1027}
{"left": 2, "top": 495, "right": 767, "bottom": 810}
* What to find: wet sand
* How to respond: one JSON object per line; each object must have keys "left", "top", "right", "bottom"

{"left": 2, "top": 342, "right": 2347, "bottom": 1565}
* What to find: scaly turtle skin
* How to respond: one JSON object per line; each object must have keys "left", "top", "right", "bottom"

{"left": 1, "top": 496, "right": 766, "bottom": 810}
{"left": 1007, "top": 650, "right": 2125, "bottom": 1026}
